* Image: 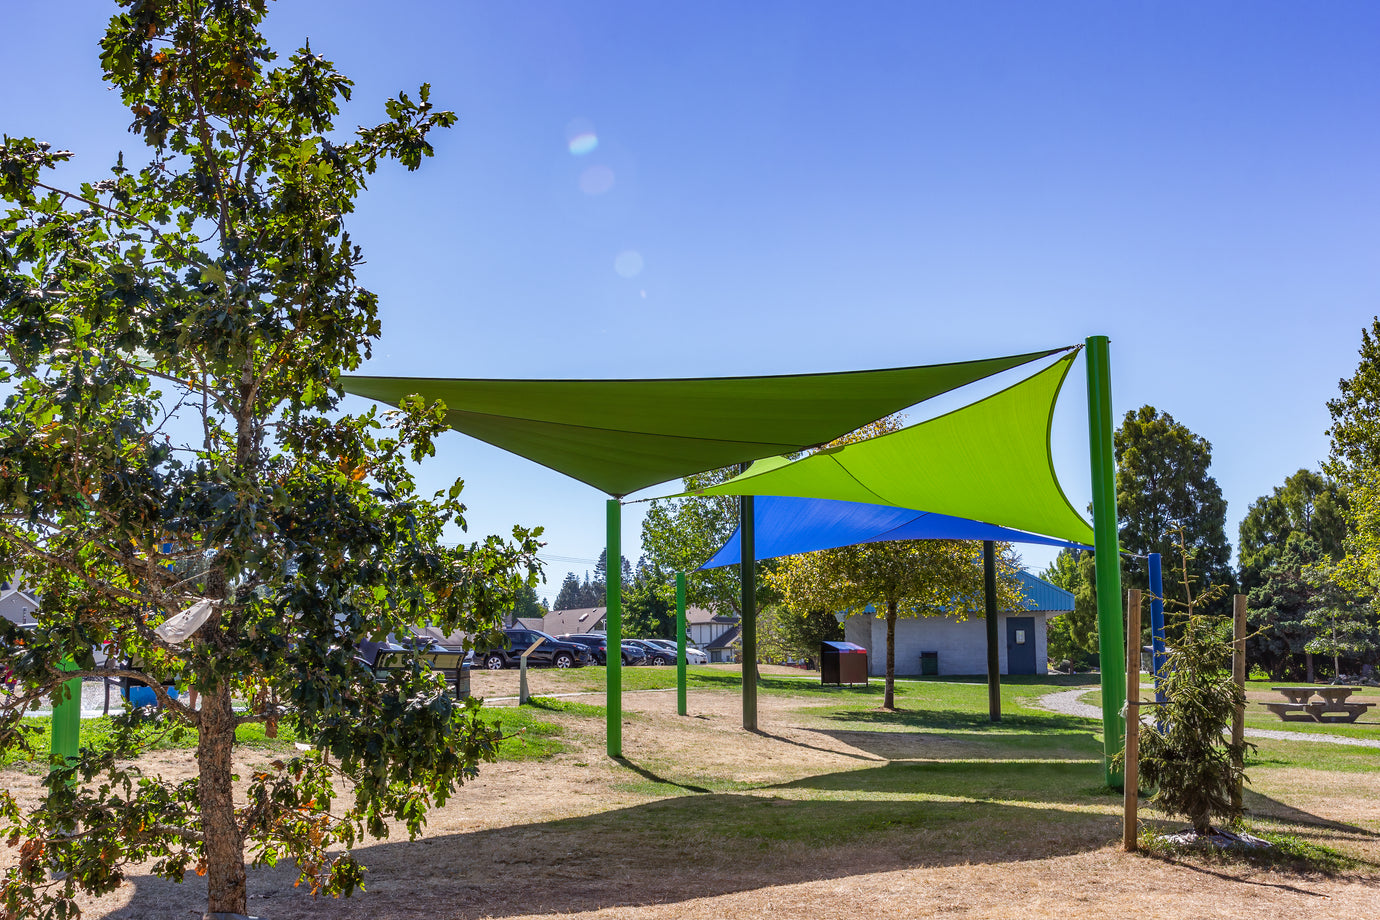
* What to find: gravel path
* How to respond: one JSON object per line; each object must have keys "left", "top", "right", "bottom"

{"left": 1036, "top": 687, "right": 1380, "bottom": 749}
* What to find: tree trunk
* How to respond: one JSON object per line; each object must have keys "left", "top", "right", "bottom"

{"left": 199, "top": 680, "right": 247, "bottom": 916}
{"left": 884, "top": 603, "right": 897, "bottom": 710}
{"left": 1306, "top": 651, "right": 1314, "bottom": 683}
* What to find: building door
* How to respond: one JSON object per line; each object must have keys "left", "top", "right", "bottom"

{"left": 1006, "top": 617, "right": 1036, "bottom": 675}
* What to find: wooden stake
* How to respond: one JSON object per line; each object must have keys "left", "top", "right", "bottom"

{"left": 1123, "top": 588, "right": 1142, "bottom": 852}
{"left": 1231, "top": 594, "right": 1247, "bottom": 814}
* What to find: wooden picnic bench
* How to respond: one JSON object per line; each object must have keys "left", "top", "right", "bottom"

{"left": 1264, "top": 686, "right": 1373, "bottom": 724}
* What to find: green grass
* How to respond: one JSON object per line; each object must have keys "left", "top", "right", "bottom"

{"left": 551, "top": 664, "right": 1102, "bottom": 701}
{"left": 4, "top": 699, "right": 581, "bottom": 769}
{"left": 1137, "top": 824, "right": 1369, "bottom": 875}
{"left": 479, "top": 705, "right": 566, "bottom": 760}
{"left": 2, "top": 715, "right": 303, "bottom": 768}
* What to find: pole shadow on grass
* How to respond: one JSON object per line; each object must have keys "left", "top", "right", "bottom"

{"left": 748, "top": 727, "right": 886, "bottom": 761}
{"left": 105, "top": 794, "right": 1118, "bottom": 919}
{"left": 615, "top": 756, "right": 713, "bottom": 793}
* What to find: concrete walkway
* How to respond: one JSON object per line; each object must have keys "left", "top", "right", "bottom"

{"left": 1036, "top": 687, "right": 1380, "bottom": 749}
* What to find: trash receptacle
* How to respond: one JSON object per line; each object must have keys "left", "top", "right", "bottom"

{"left": 820, "top": 641, "right": 868, "bottom": 686}
{"left": 919, "top": 651, "right": 939, "bottom": 676}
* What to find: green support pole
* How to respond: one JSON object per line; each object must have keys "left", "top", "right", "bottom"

{"left": 983, "top": 540, "right": 1001, "bottom": 723}
{"left": 606, "top": 499, "right": 622, "bottom": 758}
{"left": 740, "top": 479, "right": 757, "bottom": 731}
{"left": 1086, "top": 334, "right": 1126, "bottom": 788}
{"left": 676, "top": 571, "right": 687, "bottom": 716}
{"left": 52, "top": 656, "right": 81, "bottom": 770}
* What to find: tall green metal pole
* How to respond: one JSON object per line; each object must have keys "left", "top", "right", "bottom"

{"left": 739, "top": 472, "right": 757, "bottom": 731}
{"left": 676, "top": 571, "right": 687, "bottom": 716}
{"left": 1086, "top": 334, "right": 1126, "bottom": 788}
{"left": 983, "top": 540, "right": 1001, "bottom": 723}
{"left": 606, "top": 499, "right": 622, "bottom": 758}
{"left": 52, "top": 656, "right": 82, "bottom": 770}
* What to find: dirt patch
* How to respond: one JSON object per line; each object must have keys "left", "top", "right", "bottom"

{"left": 5, "top": 675, "right": 1378, "bottom": 920}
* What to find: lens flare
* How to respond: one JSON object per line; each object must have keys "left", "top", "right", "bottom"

{"left": 580, "top": 165, "right": 615, "bottom": 195}
{"left": 614, "top": 250, "right": 644, "bottom": 278}
{"left": 568, "top": 132, "right": 598, "bottom": 155}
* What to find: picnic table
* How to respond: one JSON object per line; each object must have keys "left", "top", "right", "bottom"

{"left": 1263, "top": 686, "right": 1373, "bottom": 723}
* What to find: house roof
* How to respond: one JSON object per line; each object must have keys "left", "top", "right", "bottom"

{"left": 515, "top": 617, "right": 546, "bottom": 631}
{"left": 1014, "top": 570, "right": 1075, "bottom": 612}
{"left": 542, "top": 607, "right": 607, "bottom": 634}
{"left": 704, "top": 625, "right": 742, "bottom": 650}
{"left": 685, "top": 607, "right": 736, "bottom": 626}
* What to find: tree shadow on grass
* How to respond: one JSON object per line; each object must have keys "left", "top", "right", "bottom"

{"left": 768, "top": 759, "right": 1109, "bottom": 807}
{"left": 1243, "top": 787, "right": 1380, "bottom": 840}
{"left": 103, "top": 793, "right": 1118, "bottom": 919}
{"left": 811, "top": 705, "right": 1091, "bottom": 734}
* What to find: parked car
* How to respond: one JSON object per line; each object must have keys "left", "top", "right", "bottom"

{"left": 623, "top": 638, "right": 676, "bottom": 666}
{"left": 478, "top": 628, "right": 591, "bottom": 670}
{"left": 643, "top": 638, "right": 708, "bottom": 665}
{"left": 578, "top": 633, "right": 648, "bottom": 666}
{"left": 559, "top": 633, "right": 610, "bottom": 665}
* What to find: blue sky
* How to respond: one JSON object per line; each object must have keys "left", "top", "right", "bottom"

{"left": 4, "top": 1, "right": 1378, "bottom": 599}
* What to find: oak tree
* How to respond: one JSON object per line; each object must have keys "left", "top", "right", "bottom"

{"left": 0, "top": 1, "right": 539, "bottom": 916}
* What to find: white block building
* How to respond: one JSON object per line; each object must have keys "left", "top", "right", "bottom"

{"left": 842, "top": 570, "right": 1072, "bottom": 677}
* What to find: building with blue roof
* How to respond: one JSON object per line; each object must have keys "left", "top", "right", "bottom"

{"left": 842, "top": 570, "right": 1075, "bottom": 677}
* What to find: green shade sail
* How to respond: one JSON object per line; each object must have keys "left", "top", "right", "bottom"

{"left": 341, "top": 348, "right": 1066, "bottom": 497}
{"left": 691, "top": 353, "right": 1094, "bottom": 545}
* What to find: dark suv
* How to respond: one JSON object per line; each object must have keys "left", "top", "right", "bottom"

{"left": 559, "top": 634, "right": 648, "bottom": 667}
{"left": 479, "top": 628, "right": 591, "bottom": 670}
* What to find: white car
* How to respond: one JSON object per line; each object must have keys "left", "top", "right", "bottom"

{"left": 644, "top": 638, "right": 708, "bottom": 665}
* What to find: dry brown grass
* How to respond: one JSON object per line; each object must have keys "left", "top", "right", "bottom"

{"left": 4, "top": 671, "right": 1378, "bottom": 919}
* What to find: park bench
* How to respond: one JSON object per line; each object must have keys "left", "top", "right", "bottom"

{"left": 361, "top": 645, "right": 471, "bottom": 699}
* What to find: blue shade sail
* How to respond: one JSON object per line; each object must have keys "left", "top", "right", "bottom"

{"left": 700, "top": 495, "right": 1090, "bottom": 570}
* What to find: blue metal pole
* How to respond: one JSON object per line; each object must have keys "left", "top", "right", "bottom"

{"left": 1148, "top": 552, "right": 1166, "bottom": 707}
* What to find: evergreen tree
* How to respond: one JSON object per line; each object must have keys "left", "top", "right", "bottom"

{"left": 552, "top": 572, "right": 584, "bottom": 610}
{"left": 512, "top": 581, "right": 546, "bottom": 620}
{"left": 1237, "top": 469, "right": 1346, "bottom": 593}
{"left": 1247, "top": 533, "right": 1327, "bottom": 680}
{"left": 1302, "top": 563, "right": 1378, "bottom": 679}
{"left": 1115, "top": 406, "right": 1234, "bottom": 613}
{"left": 1039, "top": 549, "right": 1100, "bottom": 662}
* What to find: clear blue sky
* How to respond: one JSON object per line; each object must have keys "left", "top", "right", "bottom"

{"left": 5, "top": 2, "right": 1378, "bottom": 600}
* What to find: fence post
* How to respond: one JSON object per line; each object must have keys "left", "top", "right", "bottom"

{"left": 1123, "top": 588, "right": 1142, "bottom": 852}
{"left": 1231, "top": 594, "right": 1247, "bottom": 814}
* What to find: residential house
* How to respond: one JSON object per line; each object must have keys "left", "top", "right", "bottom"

{"left": 686, "top": 607, "right": 740, "bottom": 662}
{"left": 0, "top": 575, "right": 39, "bottom": 626}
